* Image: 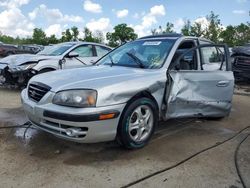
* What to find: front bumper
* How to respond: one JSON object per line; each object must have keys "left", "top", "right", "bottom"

{"left": 0, "top": 64, "right": 35, "bottom": 86}
{"left": 21, "top": 89, "right": 126, "bottom": 143}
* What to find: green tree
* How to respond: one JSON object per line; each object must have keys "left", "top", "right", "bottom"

{"left": 47, "top": 34, "right": 59, "bottom": 44}
{"left": 82, "top": 27, "right": 95, "bottom": 42}
{"left": 234, "top": 22, "right": 250, "bottom": 46}
{"left": 71, "top": 26, "right": 79, "bottom": 41}
{"left": 190, "top": 22, "right": 205, "bottom": 37}
{"left": 32, "top": 28, "right": 47, "bottom": 45}
{"left": 181, "top": 20, "right": 192, "bottom": 36}
{"left": 163, "top": 22, "right": 174, "bottom": 33}
{"left": 61, "top": 29, "right": 73, "bottom": 42}
{"left": 219, "top": 25, "right": 237, "bottom": 46}
{"left": 106, "top": 23, "right": 138, "bottom": 47}
{"left": 204, "top": 11, "right": 222, "bottom": 43}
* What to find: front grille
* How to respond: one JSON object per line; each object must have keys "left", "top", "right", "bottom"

{"left": 234, "top": 56, "right": 250, "bottom": 71}
{"left": 28, "top": 82, "right": 51, "bottom": 102}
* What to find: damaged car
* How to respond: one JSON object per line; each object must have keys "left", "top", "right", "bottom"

{"left": 231, "top": 44, "right": 250, "bottom": 81}
{"left": 0, "top": 42, "right": 112, "bottom": 87}
{"left": 21, "top": 34, "right": 234, "bottom": 149}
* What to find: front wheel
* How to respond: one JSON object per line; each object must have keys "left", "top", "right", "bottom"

{"left": 117, "top": 97, "right": 158, "bottom": 149}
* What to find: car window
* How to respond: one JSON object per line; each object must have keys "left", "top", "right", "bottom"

{"left": 96, "top": 46, "right": 110, "bottom": 57}
{"left": 200, "top": 46, "right": 226, "bottom": 71}
{"left": 72, "top": 45, "right": 93, "bottom": 57}
{"left": 38, "top": 44, "right": 75, "bottom": 56}
{"left": 98, "top": 39, "right": 176, "bottom": 69}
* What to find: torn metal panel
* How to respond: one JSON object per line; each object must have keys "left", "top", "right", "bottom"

{"left": 165, "top": 71, "right": 234, "bottom": 119}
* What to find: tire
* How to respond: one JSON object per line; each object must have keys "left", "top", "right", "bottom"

{"left": 38, "top": 68, "right": 55, "bottom": 74}
{"left": 117, "top": 97, "right": 158, "bottom": 149}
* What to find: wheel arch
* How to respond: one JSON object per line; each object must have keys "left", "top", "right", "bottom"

{"left": 118, "top": 90, "right": 160, "bottom": 127}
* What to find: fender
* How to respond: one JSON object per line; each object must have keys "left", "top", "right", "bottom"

{"left": 32, "top": 59, "right": 59, "bottom": 72}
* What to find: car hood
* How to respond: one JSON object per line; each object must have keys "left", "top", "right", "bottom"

{"left": 232, "top": 46, "right": 250, "bottom": 56}
{"left": 0, "top": 54, "right": 59, "bottom": 66}
{"left": 30, "top": 65, "right": 158, "bottom": 92}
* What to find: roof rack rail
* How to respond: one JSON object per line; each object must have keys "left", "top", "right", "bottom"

{"left": 139, "top": 33, "right": 183, "bottom": 40}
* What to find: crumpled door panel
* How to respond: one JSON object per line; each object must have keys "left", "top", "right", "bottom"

{"left": 165, "top": 71, "right": 234, "bottom": 119}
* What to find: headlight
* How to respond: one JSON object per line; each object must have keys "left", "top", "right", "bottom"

{"left": 52, "top": 90, "right": 97, "bottom": 108}
{"left": 19, "top": 63, "right": 37, "bottom": 70}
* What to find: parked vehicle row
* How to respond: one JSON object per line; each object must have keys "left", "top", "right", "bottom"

{"left": 0, "top": 42, "right": 43, "bottom": 57}
{"left": 0, "top": 42, "right": 112, "bottom": 87}
{"left": 21, "top": 34, "right": 234, "bottom": 149}
{"left": 0, "top": 43, "right": 18, "bottom": 57}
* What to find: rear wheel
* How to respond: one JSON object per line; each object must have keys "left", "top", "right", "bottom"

{"left": 117, "top": 97, "right": 158, "bottom": 149}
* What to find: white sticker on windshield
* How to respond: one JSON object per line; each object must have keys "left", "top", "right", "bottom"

{"left": 143, "top": 41, "right": 162, "bottom": 46}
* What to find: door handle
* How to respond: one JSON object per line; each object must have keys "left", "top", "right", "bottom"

{"left": 217, "top": 80, "right": 230, "bottom": 87}
{"left": 90, "top": 60, "right": 95, "bottom": 64}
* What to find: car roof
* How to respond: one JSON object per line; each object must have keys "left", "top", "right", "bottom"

{"left": 139, "top": 33, "right": 183, "bottom": 39}
{"left": 138, "top": 33, "right": 212, "bottom": 43}
{"left": 59, "top": 41, "right": 111, "bottom": 49}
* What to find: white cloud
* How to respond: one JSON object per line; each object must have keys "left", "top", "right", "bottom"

{"left": 116, "top": 9, "right": 129, "bottom": 18}
{"left": 174, "top": 18, "right": 185, "bottom": 32}
{"left": 133, "top": 13, "right": 139, "bottom": 19}
{"left": 0, "top": 0, "right": 30, "bottom": 9}
{"left": 0, "top": 7, "right": 34, "bottom": 37}
{"left": 45, "top": 24, "right": 62, "bottom": 37}
{"left": 232, "top": 10, "right": 247, "bottom": 14}
{"left": 132, "top": 5, "right": 166, "bottom": 37}
{"left": 83, "top": 0, "right": 102, "bottom": 13}
{"left": 28, "top": 4, "right": 84, "bottom": 23}
{"left": 86, "top": 18, "right": 111, "bottom": 32}
{"left": 149, "top": 5, "right": 165, "bottom": 16}
{"left": 194, "top": 16, "right": 210, "bottom": 30}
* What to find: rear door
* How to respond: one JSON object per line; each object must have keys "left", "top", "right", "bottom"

{"left": 165, "top": 44, "right": 234, "bottom": 119}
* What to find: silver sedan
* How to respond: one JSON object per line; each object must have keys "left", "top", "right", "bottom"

{"left": 21, "top": 34, "right": 234, "bottom": 149}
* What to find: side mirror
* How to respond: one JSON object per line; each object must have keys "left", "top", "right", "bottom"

{"left": 68, "top": 52, "right": 79, "bottom": 58}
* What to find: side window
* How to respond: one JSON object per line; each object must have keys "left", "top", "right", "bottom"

{"left": 72, "top": 45, "right": 93, "bottom": 57}
{"left": 95, "top": 46, "right": 110, "bottom": 57}
{"left": 200, "top": 46, "right": 226, "bottom": 71}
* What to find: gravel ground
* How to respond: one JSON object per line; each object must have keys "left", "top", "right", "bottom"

{"left": 0, "top": 87, "right": 249, "bottom": 188}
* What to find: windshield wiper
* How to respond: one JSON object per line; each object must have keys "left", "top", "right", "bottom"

{"left": 108, "top": 54, "right": 115, "bottom": 67}
{"left": 126, "top": 52, "right": 145, "bottom": 68}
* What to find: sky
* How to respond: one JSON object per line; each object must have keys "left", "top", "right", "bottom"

{"left": 0, "top": 0, "right": 249, "bottom": 38}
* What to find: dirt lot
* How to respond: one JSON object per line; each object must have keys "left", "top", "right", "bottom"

{"left": 0, "top": 86, "right": 250, "bottom": 188}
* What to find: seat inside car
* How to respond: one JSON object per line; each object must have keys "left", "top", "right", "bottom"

{"left": 171, "top": 41, "right": 197, "bottom": 70}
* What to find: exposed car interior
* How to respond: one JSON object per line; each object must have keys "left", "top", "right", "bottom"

{"left": 170, "top": 40, "right": 197, "bottom": 70}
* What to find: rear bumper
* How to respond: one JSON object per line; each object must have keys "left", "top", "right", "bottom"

{"left": 21, "top": 89, "right": 126, "bottom": 143}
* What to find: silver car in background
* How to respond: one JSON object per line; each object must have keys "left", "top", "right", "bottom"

{"left": 0, "top": 42, "right": 112, "bottom": 86}
{"left": 21, "top": 34, "right": 234, "bottom": 149}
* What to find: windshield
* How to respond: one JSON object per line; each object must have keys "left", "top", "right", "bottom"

{"left": 38, "top": 43, "right": 75, "bottom": 56}
{"left": 98, "top": 39, "right": 175, "bottom": 69}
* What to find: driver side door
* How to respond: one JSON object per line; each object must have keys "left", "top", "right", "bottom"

{"left": 165, "top": 44, "right": 234, "bottom": 119}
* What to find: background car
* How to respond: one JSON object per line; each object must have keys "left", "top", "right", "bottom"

{"left": 0, "top": 43, "right": 18, "bottom": 57}
{"left": 0, "top": 42, "right": 112, "bottom": 87}
{"left": 231, "top": 44, "right": 250, "bottom": 82}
